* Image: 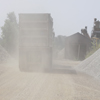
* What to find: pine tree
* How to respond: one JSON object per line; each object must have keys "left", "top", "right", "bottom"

{"left": 1, "top": 12, "right": 18, "bottom": 56}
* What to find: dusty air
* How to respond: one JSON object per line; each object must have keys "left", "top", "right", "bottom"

{"left": 0, "top": 12, "right": 100, "bottom": 100}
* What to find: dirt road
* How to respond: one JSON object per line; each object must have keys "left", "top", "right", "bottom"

{"left": 0, "top": 61, "right": 100, "bottom": 100}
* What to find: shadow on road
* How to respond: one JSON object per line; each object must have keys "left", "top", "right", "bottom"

{"left": 19, "top": 64, "right": 77, "bottom": 75}
{"left": 44, "top": 64, "right": 77, "bottom": 75}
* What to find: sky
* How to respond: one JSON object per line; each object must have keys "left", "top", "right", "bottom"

{"left": 0, "top": 0, "right": 100, "bottom": 36}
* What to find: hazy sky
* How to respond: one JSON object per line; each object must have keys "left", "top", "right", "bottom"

{"left": 0, "top": 0, "right": 100, "bottom": 36}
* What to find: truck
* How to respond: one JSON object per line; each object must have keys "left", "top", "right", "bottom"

{"left": 19, "top": 13, "right": 54, "bottom": 71}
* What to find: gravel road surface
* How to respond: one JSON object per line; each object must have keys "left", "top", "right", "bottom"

{"left": 0, "top": 61, "right": 100, "bottom": 100}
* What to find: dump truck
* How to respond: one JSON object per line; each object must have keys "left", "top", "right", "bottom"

{"left": 19, "top": 13, "right": 54, "bottom": 71}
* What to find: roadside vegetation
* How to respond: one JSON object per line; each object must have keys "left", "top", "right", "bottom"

{"left": 86, "top": 41, "right": 100, "bottom": 58}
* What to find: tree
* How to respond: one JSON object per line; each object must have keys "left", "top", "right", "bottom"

{"left": 1, "top": 12, "right": 18, "bottom": 56}
{"left": 54, "top": 35, "right": 66, "bottom": 50}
